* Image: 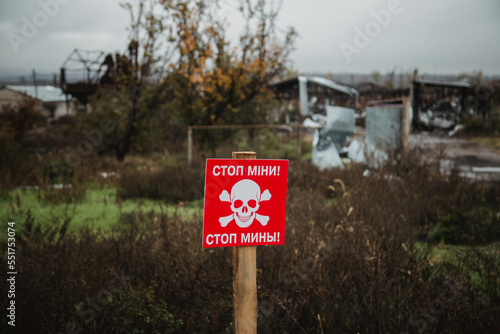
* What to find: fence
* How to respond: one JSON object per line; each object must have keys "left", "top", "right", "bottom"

{"left": 187, "top": 124, "right": 320, "bottom": 166}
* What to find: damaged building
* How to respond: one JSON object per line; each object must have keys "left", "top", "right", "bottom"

{"left": 60, "top": 44, "right": 139, "bottom": 108}
{"left": 270, "top": 75, "right": 359, "bottom": 122}
{"left": 0, "top": 84, "right": 73, "bottom": 120}
{"left": 411, "top": 79, "right": 473, "bottom": 130}
{"left": 271, "top": 76, "right": 362, "bottom": 169}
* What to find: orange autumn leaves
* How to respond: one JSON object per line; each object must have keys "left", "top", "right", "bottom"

{"left": 167, "top": 5, "right": 289, "bottom": 126}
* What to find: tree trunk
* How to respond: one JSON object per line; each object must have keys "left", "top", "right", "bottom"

{"left": 116, "top": 86, "right": 139, "bottom": 161}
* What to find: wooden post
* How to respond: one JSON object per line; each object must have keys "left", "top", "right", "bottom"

{"left": 187, "top": 126, "right": 193, "bottom": 167}
{"left": 402, "top": 97, "right": 411, "bottom": 157}
{"left": 232, "top": 151, "right": 257, "bottom": 334}
{"left": 411, "top": 81, "right": 420, "bottom": 129}
{"left": 296, "top": 124, "right": 302, "bottom": 161}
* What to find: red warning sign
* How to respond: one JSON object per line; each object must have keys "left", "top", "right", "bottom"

{"left": 203, "top": 159, "right": 289, "bottom": 248}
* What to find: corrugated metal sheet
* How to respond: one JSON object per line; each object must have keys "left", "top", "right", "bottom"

{"left": 304, "top": 76, "right": 359, "bottom": 96}
{"left": 366, "top": 106, "right": 403, "bottom": 152}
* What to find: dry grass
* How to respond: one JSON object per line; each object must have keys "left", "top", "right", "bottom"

{"left": 2, "top": 160, "right": 499, "bottom": 333}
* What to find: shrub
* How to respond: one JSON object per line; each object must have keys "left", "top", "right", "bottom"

{"left": 91, "top": 284, "right": 184, "bottom": 334}
{"left": 3, "top": 161, "right": 500, "bottom": 333}
{"left": 117, "top": 166, "right": 205, "bottom": 203}
{"left": 462, "top": 107, "right": 500, "bottom": 135}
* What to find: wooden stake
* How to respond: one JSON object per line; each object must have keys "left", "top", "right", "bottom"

{"left": 402, "top": 97, "right": 411, "bottom": 157}
{"left": 232, "top": 151, "right": 257, "bottom": 334}
{"left": 296, "top": 123, "right": 302, "bottom": 161}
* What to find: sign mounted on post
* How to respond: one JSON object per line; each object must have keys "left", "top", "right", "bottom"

{"left": 203, "top": 159, "right": 289, "bottom": 248}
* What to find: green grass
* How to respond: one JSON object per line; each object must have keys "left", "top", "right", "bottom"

{"left": 469, "top": 136, "right": 500, "bottom": 151}
{"left": 199, "top": 128, "right": 312, "bottom": 161}
{"left": 416, "top": 241, "right": 500, "bottom": 295}
{"left": 416, "top": 241, "right": 466, "bottom": 267}
{"left": 416, "top": 241, "right": 498, "bottom": 267}
{"left": 0, "top": 183, "right": 203, "bottom": 233}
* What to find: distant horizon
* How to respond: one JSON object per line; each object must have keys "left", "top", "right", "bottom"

{"left": 2, "top": 67, "right": 500, "bottom": 78}
{"left": 2, "top": 70, "right": 499, "bottom": 87}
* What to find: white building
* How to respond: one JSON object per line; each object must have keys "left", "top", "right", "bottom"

{"left": 0, "top": 85, "right": 73, "bottom": 119}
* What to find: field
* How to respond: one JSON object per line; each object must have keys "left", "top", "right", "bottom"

{"left": 1, "top": 127, "right": 499, "bottom": 333}
{"left": 1, "top": 185, "right": 202, "bottom": 234}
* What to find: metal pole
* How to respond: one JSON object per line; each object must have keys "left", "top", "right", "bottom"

{"left": 32, "top": 69, "right": 38, "bottom": 99}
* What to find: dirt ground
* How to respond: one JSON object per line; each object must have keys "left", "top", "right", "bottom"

{"left": 411, "top": 130, "right": 500, "bottom": 182}
{"left": 411, "top": 131, "right": 500, "bottom": 166}
{"left": 350, "top": 126, "right": 500, "bottom": 182}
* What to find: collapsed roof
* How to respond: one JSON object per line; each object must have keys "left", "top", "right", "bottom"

{"left": 270, "top": 76, "right": 359, "bottom": 115}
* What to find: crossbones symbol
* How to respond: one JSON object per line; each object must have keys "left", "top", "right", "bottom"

{"left": 218, "top": 179, "right": 271, "bottom": 228}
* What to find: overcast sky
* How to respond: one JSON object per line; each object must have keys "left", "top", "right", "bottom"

{"left": 1, "top": 0, "right": 499, "bottom": 79}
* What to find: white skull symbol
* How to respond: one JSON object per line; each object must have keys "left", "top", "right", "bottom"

{"left": 218, "top": 179, "right": 271, "bottom": 228}
{"left": 230, "top": 179, "right": 261, "bottom": 228}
